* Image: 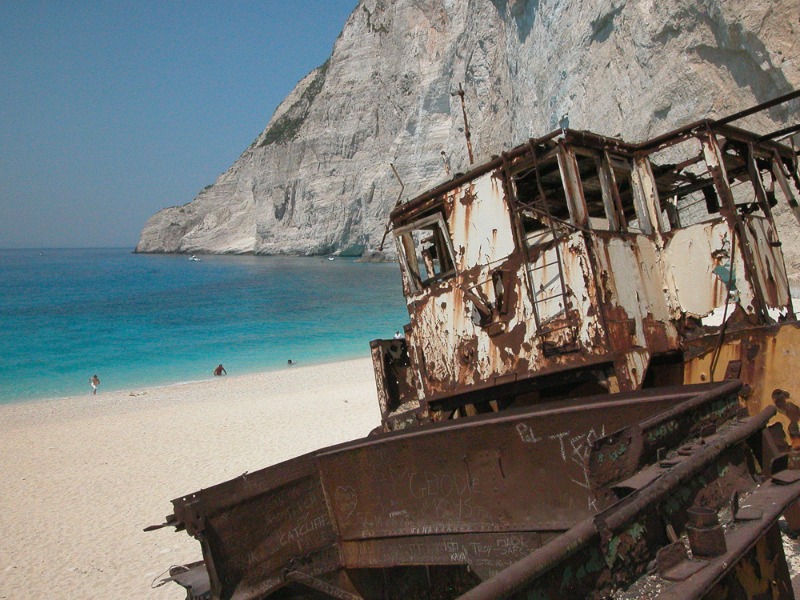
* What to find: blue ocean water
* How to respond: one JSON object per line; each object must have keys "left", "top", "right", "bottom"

{"left": 0, "top": 248, "right": 409, "bottom": 403}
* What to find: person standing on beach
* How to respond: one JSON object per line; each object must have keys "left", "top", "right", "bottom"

{"left": 90, "top": 374, "right": 100, "bottom": 395}
{"left": 214, "top": 364, "right": 227, "bottom": 376}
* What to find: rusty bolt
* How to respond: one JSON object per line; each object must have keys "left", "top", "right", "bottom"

{"left": 686, "top": 507, "right": 726, "bottom": 558}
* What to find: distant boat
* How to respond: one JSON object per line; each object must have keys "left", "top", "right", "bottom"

{"left": 328, "top": 256, "right": 335, "bottom": 261}
{"left": 189, "top": 255, "right": 201, "bottom": 262}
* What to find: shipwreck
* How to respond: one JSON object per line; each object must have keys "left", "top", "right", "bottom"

{"left": 151, "top": 91, "right": 800, "bottom": 599}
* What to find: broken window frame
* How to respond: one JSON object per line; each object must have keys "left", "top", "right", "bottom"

{"left": 643, "top": 135, "right": 726, "bottom": 231}
{"left": 771, "top": 147, "right": 800, "bottom": 222}
{"left": 505, "top": 144, "right": 580, "bottom": 336}
{"left": 394, "top": 211, "right": 457, "bottom": 294}
{"left": 611, "top": 153, "right": 649, "bottom": 233}
{"left": 508, "top": 144, "right": 578, "bottom": 248}
{"left": 642, "top": 128, "right": 794, "bottom": 235}
{"left": 461, "top": 263, "right": 513, "bottom": 334}
{"left": 568, "top": 147, "right": 653, "bottom": 233}
{"left": 631, "top": 156, "right": 660, "bottom": 235}
{"left": 556, "top": 142, "right": 588, "bottom": 227}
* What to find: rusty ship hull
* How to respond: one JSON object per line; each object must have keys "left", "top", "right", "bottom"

{"left": 156, "top": 92, "right": 800, "bottom": 599}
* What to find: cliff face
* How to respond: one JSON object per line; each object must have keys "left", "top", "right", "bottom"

{"left": 136, "top": 0, "right": 800, "bottom": 261}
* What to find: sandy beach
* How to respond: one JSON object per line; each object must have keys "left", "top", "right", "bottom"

{"left": 0, "top": 358, "right": 381, "bottom": 600}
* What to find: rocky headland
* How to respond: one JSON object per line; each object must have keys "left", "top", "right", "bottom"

{"left": 136, "top": 0, "right": 800, "bottom": 277}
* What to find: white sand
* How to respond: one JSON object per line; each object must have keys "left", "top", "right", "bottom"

{"left": 0, "top": 358, "right": 381, "bottom": 600}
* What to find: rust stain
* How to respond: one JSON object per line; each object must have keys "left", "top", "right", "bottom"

{"left": 774, "top": 389, "right": 800, "bottom": 450}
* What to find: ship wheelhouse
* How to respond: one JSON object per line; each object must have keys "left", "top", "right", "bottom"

{"left": 373, "top": 112, "right": 800, "bottom": 432}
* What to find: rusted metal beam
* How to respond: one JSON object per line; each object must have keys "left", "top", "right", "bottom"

{"left": 455, "top": 405, "right": 777, "bottom": 600}
{"left": 758, "top": 123, "right": 800, "bottom": 143}
{"left": 657, "top": 476, "right": 800, "bottom": 599}
{"left": 165, "top": 385, "right": 738, "bottom": 599}
{"left": 713, "top": 89, "right": 800, "bottom": 127}
{"left": 563, "top": 129, "right": 634, "bottom": 156}
{"left": 588, "top": 379, "right": 743, "bottom": 495}
{"left": 638, "top": 90, "right": 800, "bottom": 153}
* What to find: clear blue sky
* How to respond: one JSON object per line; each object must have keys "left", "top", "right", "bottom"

{"left": 0, "top": 1, "right": 359, "bottom": 249}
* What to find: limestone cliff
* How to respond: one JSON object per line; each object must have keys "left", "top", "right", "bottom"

{"left": 136, "top": 0, "right": 799, "bottom": 266}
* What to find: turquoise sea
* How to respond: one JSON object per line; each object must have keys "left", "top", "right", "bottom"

{"left": 0, "top": 248, "right": 409, "bottom": 403}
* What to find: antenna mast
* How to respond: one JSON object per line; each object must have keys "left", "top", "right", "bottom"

{"left": 452, "top": 83, "right": 474, "bottom": 165}
{"left": 378, "top": 163, "right": 405, "bottom": 251}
